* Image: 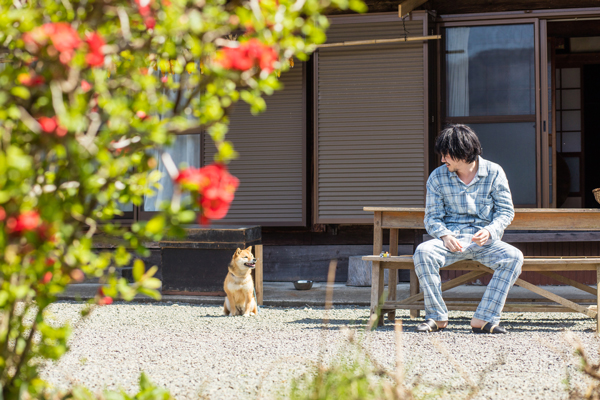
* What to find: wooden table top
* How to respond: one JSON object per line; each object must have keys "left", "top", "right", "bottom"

{"left": 363, "top": 207, "right": 600, "bottom": 231}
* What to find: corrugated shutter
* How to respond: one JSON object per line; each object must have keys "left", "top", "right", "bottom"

{"left": 315, "top": 19, "right": 426, "bottom": 223}
{"left": 203, "top": 63, "right": 305, "bottom": 226}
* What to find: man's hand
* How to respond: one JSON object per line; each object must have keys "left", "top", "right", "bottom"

{"left": 472, "top": 229, "right": 490, "bottom": 246}
{"left": 441, "top": 235, "right": 463, "bottom": 252}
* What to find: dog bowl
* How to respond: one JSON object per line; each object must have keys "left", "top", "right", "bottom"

{"left": 293, "top": 280, "right": 313, "bottom": 290}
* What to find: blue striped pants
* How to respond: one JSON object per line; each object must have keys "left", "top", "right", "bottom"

{"left": 413, "top": 235, "right": 523, "bottom": 325}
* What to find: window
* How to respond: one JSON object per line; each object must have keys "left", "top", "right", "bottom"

{"left": 444, "top": 23, "right": 537, "bottom": 206}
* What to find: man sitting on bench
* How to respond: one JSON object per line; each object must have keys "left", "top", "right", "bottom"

{"left": 414, "top": 124, "right": 524, "bottom": 334}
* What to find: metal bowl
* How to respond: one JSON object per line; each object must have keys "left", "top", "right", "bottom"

{"left": 293, "top": 280, "right": 314, "bottom": 290}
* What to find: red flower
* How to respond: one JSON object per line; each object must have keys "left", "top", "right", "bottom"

{"left": 136, "top": 110, "right": 148, "bottom": 119}
{"left": 98, "top": 296, "right": 113, "bottom": 305}
{"left": 259, "top": 47, "right": 278, "bottom": 73}
{"left": 85, "top": 32, "right": 105, "bottom": 67}
{"left": 0, "top": 207, "right": 5, "bottom": 221}
{"left": 38, "top": 117, "right": 57, "bottom": 133}
{"left": 41, "top": 272, "right": 53, "bottom": 284}
{"left": 135, "top": 0, "right": 152, "bottom": 16}
{"left": 216, "top": 39, "right": 278, "bottom": 72}
{"left": 144, "top": 17, "right": 156, "bottom": 30}
{"left": 176, "top": 164, "right": 239, "bottom": 223}
{"left": 6, "top": 210, "right": 41, "bottom": 234}
{"left": 81, "top": 80, "right": 92, "bottom": 92}
{"left": 161, "top": 75, "right": 168, "bottom": 83}
{"left": 18, "top": 72, "right": 45, "bottom": 87}
{"left": 200, "top": 197, "right": 231, "bottom": 220}
{"left": 24, "top": 23, "right": 81, "bottom": 65}
{"left": 37, "top": 116, "right": 68, "bottom": 137}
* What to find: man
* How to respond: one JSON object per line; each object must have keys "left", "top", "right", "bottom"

{"left": 414, "top": 124, "right": 523, "bottom": 334}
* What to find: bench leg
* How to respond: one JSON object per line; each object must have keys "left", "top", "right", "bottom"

{"left": 597, "top": 266, "right": 600, "bottom": 333}
{"left": 371, "top": 261, "right": 385, "bottom": 327}
{"left": 387, "top": 269, "right": 397, "bottom": 322}
{"left": 409, "top": 270, "right": 420, "bottom": 319}
{"left": 387, "top": 229, "right": 399, "bottom": 322}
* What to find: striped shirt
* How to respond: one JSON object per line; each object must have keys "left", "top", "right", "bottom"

{"left": 424, "top": 156, "right": 515, "bottom": 242}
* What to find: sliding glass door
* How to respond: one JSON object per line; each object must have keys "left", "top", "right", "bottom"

{"left": 441, "top": 20, "right": 540, "bottom": 207}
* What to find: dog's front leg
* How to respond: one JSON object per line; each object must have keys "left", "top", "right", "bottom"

{"left": 226, "top": 294, "right": 238, "bottom": 316}
{"left": 242, "top": 294, "right": 256, "bottom": 317}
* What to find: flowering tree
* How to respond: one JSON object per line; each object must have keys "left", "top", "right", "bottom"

{"left": 0, "top": 0, "right": 365, "bottom": 397}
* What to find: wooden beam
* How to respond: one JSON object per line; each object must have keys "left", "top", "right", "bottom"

{"left": 317, "top": 35, "right": 440, "bottom": 49}
{"left": 399, "top": 270, "right": 489, "bottom": 305}
{"left": 382, "top": 302, "right": 596, "bottom": 314}
{"left": 398, "top": 0, "right": 429, "bottom": 18}
{"left": 536, "top": 271, "right": 597, "bottom": 296}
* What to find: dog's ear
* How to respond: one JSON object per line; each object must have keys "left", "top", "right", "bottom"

{"left": 245, "top": 246, "right": 252, "bottom": 253}
{"left": 235, "top": 248, "right": 241, "bottom": 255}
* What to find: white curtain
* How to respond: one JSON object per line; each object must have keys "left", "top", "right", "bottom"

{"left": 447, "top": 28, "right": 470, "bottom": 117}
{"left": 144, "top": 134, "right": 201, "bottom": 211}
{"left": 144, "top": 69, "right": 201, "bottom": 211}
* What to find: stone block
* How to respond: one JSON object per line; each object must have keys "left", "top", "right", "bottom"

{"left": 346, "top": 256, "right": 389, "bottom": 287}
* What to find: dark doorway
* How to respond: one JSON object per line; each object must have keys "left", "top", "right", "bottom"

{"left": 584, "top": 64, "right": 600, "bottom": 208}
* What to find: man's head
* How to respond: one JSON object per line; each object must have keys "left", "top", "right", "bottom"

{"left": 434, "top": 124, "right": 482, "bottom": 172}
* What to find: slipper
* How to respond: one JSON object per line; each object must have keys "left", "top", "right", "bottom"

{"left": 472, "top": 322, "right": 507, "bottom": 334}
{"left": 416, "top": 319, "right": 445, "bottom": 333}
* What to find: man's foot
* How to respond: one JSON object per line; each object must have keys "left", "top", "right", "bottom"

{"left": 415, "top": 319, "right": 447, "bottom": 333}
{"left": 470, "top": 317, "right": 487, "bottom": 329}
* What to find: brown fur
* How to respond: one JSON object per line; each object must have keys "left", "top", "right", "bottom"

{"left": 223, "top": 246, "right": 258, "bottom": 316}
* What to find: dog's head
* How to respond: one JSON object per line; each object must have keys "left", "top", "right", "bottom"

{"left": 231, "top": 246, "right": 256, "bottom": 272}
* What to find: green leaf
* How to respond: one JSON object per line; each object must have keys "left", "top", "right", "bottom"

{"left": 10, "top": 86, "right": 30, "bottom": 100}
{"left": 132, "top": 259, "right": 145, "bottom": 282}
{"left": 143, "top": 278, "right": 162, "bottom": 290}
{"left": 146, "top": 214, "right": 165, "bottom": 235}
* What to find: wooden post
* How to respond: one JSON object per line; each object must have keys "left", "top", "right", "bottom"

{"left": 597, "top": 265, "right": 600, "bottom": 333}
{"left": 255, "top": 244, "right": 263, "bottom": 305}
{"left": 410, "top": 229, "right": 424, "bottom": 318}
{"left": 372, "top": 212, "right": 384, "bottom": 327}
{"left": 387, "top": 228, "right": 399, "bottom": 322}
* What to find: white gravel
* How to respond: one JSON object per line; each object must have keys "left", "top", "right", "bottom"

{"left": 40, "top": 302, "right": 600, "bottom": 399}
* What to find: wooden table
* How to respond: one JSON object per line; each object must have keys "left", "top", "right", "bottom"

{"left": 363, "top": 207, "right": 600, "bottom": 329}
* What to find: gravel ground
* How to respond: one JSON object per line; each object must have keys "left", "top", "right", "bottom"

{"left": 40, "top": 301, "right": 600, "bottom": 400}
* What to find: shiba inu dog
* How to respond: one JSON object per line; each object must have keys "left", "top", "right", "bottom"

{"left": 223, "top": 246, "right": 258, "bottom": 316}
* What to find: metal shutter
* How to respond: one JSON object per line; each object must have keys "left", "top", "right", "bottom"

{"left": 315, "top": 19, "right": 426, "bottom": 224}
{"left": 203, "top": 63, "right": 305, "bottom": 226}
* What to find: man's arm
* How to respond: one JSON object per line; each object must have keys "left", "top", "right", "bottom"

{"left": 483, "top": 169, "right": 515, "bottom": 241}
{"left": 424, "top": 176, "right": 454, "bottom": 240}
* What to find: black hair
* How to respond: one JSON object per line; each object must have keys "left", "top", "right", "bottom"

{"left": 434, "top": 124, "right": 482, "bottom": 164}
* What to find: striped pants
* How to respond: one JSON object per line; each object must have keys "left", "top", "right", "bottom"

{"left": 413, "top": 235, "right": 523, "bottom": 325}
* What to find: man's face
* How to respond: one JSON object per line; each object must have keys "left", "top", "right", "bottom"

{"left": 441, "top": 154, "right": 462, "bottom": 172}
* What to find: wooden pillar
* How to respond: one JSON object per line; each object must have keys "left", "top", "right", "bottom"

{"left": 596, "top": 264, "right": 600, "bottom": 333}
{"left": 255, "top": 244, "right": 263, "bottom": 305}
{"left": 371, "top": 212, "right": 384, "bottom": 327}
{"left": 410, "top": 229, "right": 424, "bottom": 319}
{"left": 387, "top": 228, "right": 399, "bottom": 322}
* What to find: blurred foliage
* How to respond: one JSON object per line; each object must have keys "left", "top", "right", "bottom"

{"left": 0, "top": 0, "right": 365, "bottom": 397}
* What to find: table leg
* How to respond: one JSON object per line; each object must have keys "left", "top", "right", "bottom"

{"left": 387, "top": 228, "right": 399, "bottom": 322}
{"left": 371, "top": 260, "right": 384, "bottom": 327}
{"left": 410, "top": 229, "right": 424, "bottom": 319}
{"left": 255, "top": 244, "right": 263, "bottom": 305}
{"left": 371, "top": 212, "right": 384, "bottom": 327}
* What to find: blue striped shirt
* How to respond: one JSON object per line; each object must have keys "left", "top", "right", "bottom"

{"left": 424, "top": 156, "right": 515, "bottom": 242}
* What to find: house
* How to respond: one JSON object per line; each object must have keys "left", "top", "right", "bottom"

{"left": 146, "top": 0, "right": 600, "bottom": 285}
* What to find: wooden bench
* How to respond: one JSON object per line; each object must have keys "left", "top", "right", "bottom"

{"left": 363, "top": 207, "right": 600, "bottom": 330}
